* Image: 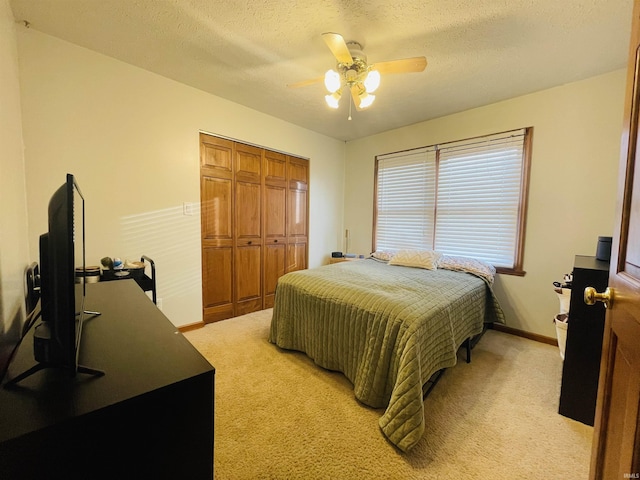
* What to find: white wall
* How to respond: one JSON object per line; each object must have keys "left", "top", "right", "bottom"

{"left": 16, "top": 28, "right": 346, "bottom": 328}
{"left": 0, "top": 0, "right": 29, "bottom": 347}
{"left": 345, "top": 70, "right": 626, "bottom": 338}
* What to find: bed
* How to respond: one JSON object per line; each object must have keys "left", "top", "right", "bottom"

{"left": 268, "top": 255, "right": 505, "bottom": 452}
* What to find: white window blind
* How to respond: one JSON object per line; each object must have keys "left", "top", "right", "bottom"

{"left": 375, "top": 148, "right": 436, "bottom": 251}
{"left": 375, "top": 129, "right": 528, "bottom": 269}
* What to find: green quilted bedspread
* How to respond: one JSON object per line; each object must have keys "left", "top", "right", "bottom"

{"left": 269, "top": 258, "right": 505, "bottom": 452}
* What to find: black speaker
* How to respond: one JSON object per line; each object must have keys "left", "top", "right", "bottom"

{"left": 331, "top": 252, "right": 343, "bottom": 258}
{"left": 595, "top": 236, "right": 612, "bottom": 262}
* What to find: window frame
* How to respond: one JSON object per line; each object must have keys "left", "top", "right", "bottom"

{"left": 372, "top": 127, "right": 533, "bottom": 276}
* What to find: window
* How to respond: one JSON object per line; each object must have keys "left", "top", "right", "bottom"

{"left": 374, "top": 128, "right": 531, "bottom": 275}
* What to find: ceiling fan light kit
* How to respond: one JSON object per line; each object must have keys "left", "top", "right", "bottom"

{"left": 322, "top": 42, "right": 382, "bottom": 110}
{"left": 323, "top": 68, "right": 379, "bottom": 109}
{"left": 364, "top": 70, "right": 381, "bottom": 93}
{"left": 324, "top": 69, "right": 341, "bottom": 93}
{"left": 325, "top": 91, "right": 341, "bottom": 109}
{"left": 290, "top": 32, "right": 427, "bottom": 115}
{"left": 358, "top": 91, "right": 375, "bottom": 108}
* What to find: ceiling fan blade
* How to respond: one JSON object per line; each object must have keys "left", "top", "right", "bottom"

{"left": 372, "top": 56, "right": 427, "bottom": 74}
{"left": 322, "top": 32, "right": 354, "bottom": 65}
{"left": 287, "top": 76, "right": 324, "bottom": 88}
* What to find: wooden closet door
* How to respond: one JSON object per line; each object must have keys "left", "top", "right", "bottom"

{"left": 234, "top": 143, "right": 263, "bottom": 316}
{"left": 200, "top": 133, "right": 309, "bottom": 321}
{"left": 200, "top": 134, "right": 234, "bottom": 322}
{"left": 286, "top": 156, "right": 309, "bottom": 273}
{"left": 263, "top": 151, "right": 287, "bottom": 308}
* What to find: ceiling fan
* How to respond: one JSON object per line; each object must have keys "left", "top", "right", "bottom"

{"left": 289, "top": 32, "right": 427, "bottom": 112}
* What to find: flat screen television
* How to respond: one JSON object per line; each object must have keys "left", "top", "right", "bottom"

{"left": 5, "top": 174, "right": 102, "bottom": 385}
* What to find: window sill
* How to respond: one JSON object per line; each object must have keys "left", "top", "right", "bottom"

{"left": 496, "top": 267, "right": 526, "bottom": 277}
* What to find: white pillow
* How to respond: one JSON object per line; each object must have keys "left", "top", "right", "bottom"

{"left": 388, "top": 249, "right": 442, "bottom": 270}
{"left": 370, "top": 250, "right": 395, "bottom": 262}
{"left": 437, "top": 255, "right": 496, "bottom": 284}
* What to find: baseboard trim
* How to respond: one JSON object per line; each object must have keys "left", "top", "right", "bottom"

{"left": 178, "top": 321, "right": 206, "bottom": 333}
{"left": 179, "top": 319, "right": 557, "bottom": 344}
{"left": 490, "top": 323, "right": 558, "bottom": 347}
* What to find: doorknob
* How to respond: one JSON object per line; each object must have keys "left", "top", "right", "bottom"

{"left": 584, "top": 287, "right": 614, "bottom": 309}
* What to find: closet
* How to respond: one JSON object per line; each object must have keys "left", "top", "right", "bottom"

{"left": 199, "top": 133, "right": 309, "bottom": 322}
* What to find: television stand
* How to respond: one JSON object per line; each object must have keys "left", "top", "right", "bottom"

{"left": 5, "top": 309, "right": 106, "bottom": 387}
{"left": 3, "top": 361, "right": 105, "bottom": 387}
{"left": 0, "top": 280, "right": 215, "bottom": 479}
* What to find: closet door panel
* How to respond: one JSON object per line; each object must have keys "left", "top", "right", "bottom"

{"left": 263, "top": 151, "right": 287, "bottom": 307}
{"left": 263, "top": 184, "right": 286, "bottom": 302}
{"left": 200, "top": 168, "right": 234, "bottom": 322}
{"left": 264, "top": 243, "right": 286, "bottom": 308}
{"left": 201, "top": 135, "right": 233, "bottom": 175}
{"left": 235, "top": 144, "right": 262, "bottom": 183}
{"left": 286, "top": 242, "right": 307, "bottom": 273}
{"left": 265, "top": 185, "right": 286, "bottom": 238}
{"left": 235, "top": 245, "right": 262, "bottom": 315}
{"left": 286, "top": 156, "right": 309, "bottom": 274}
{"left": 287, "top": 156, "right": 309, "bottom": 241}
{"left": 202, "top": 246, "right": 234, "bottom": 322}
{"left": 288, "top": 158, "right": 308, "bottom": 189}
{"left": 287, "top": 189, "right": 308, "bottom": 238}
{"left": 236, "top": 181, "right": 261, "bottom": 240}
{"left": 201, "top": 176, "right": 232, "bottom": 241}
{"left": 265, "top": 151, "right": 286, "bottom": 184}
{"left": 235, "top": 173, "right": 262, "bottom": 315}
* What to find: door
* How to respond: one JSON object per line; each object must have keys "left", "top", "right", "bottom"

{"left": 589, "top": 1, "right": 640, "bottom": 478}
{"left": 263, "top": 150, "right": 287, "bottom": 308}
{"left": 200, "top": 134, "right": 234, "bottom": 322}
{"left": 286, "top": 156, "right": 309, "bottom": 273}
{"left": 234, "top": 143, "right": 263, "bottom": 316}
{"left": 200, "top": 133, "right": 309, "bottom": 320}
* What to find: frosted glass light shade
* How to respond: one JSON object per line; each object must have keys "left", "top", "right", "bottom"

{"left": 324, "top": 70, "right": 341, "bottom": 93}
{"left": 359, "top": 92, "right": 375, "bottom": 108}
{"left": 364, "top": 70, "right": 380, "bottom": 93}
{"left": 325, "top": 92, "right": 341, "bottom": 108}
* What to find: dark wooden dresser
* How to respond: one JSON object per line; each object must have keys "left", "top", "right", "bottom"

{"left": 0, "top": 280, "right": 215, "bottom": 479}
{"left": 558, "top": 255, "right": 609, "bottom": 426}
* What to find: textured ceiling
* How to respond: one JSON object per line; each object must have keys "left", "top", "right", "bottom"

{"left": 9, "top": 0, "right": 634, "bottom": 141}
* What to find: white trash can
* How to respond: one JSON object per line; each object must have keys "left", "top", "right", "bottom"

{"left": 555, "top": 288, "right": 571, "bottom": 314}
{"left": 554, "top": 313, "right": 569, "bottom": 360}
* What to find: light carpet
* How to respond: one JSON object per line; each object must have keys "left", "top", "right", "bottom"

{"left": 184, "top": 309, "right": 592, "bottom": 479}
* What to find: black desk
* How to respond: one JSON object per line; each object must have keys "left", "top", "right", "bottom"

{"left": 0, "top": 280, "right": 215, "bottom": 479}
{"left": 558, "top": 255, "right": 608, "bottom": 426}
